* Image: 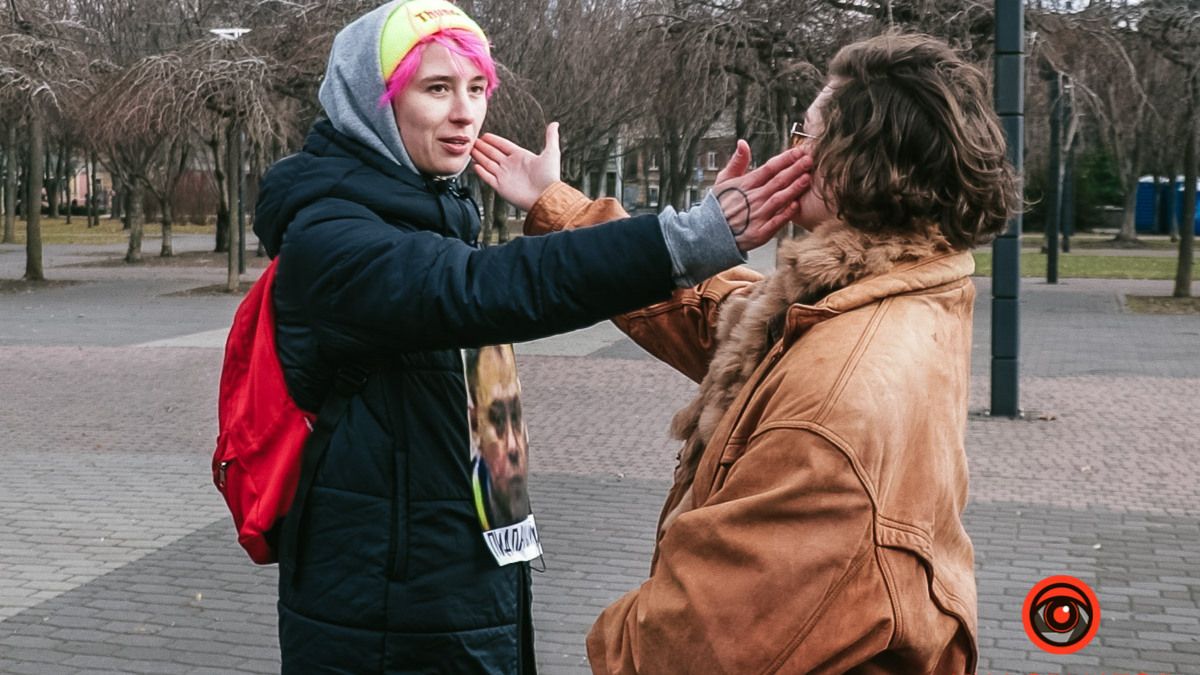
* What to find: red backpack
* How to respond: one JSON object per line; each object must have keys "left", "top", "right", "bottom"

{"left": 213, "top": 259, "right": 362, "bottom": 564}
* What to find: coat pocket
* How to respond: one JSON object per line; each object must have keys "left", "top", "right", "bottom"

{"left": 388, "top": 439, "right": 409, "bottom": 580}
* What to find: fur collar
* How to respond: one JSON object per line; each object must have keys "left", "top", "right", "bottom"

{"left": 664, "top": 220, "right": 955, "bottom": 516}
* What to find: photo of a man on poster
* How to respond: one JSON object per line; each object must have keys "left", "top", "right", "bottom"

{"left": 465, "top": 345, "right": 531, "bottom": 530}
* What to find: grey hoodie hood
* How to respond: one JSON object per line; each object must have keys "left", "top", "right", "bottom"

{"left": 318, "top": 1, "right": 421, "bottom": 175}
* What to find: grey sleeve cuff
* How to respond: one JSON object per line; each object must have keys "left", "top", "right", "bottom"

{"left": 658, "top": 191, "right": 747, "bottom": 289}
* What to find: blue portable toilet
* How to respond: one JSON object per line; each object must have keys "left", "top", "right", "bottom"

{"left": 1175, "top": 179, "right": 1200, "bottom": 236}
{"left": 1134, "top": 177, "right": 1159, "bottom": 233}
{"left": 1135, "top": 176, "right": 1200, "bottom": 235}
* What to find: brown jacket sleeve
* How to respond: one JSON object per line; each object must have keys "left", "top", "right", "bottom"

{"left": 524, "top": 182, "right": 762, "bottom": 382}
{"left": 586, "top": 428, "right": 896, "bottom": 675}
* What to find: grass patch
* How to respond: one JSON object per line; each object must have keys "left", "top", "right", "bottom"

{"left": 1124, "top": 295, "right": 1200, "bottom": 315}
{"left": 1, "top": 218, "right": 215, "bottom": 245}
{"left": 1020, "top": 235, "right": 1179, "bottom": 251}
{"left": 973, "top": 252, "right": 1197, "bottom": 280}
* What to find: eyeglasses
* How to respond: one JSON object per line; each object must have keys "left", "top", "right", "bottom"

{"left": 790, "top": 121, "right": 819, "bottom": 147}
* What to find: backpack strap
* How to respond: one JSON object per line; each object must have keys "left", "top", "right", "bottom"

{"left": 280, "top": 365, "right": 369, "bottom": 586}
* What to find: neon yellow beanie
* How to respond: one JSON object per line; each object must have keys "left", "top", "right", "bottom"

{"left": 379, "top": 0, "right": 490, "bottom": 81}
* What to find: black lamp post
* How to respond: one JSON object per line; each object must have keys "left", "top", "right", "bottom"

{"left": 992, "top": 0, "right": 1024, "bottom": 417}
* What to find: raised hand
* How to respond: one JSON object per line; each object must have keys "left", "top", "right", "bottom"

{"left": 714, "top": 141, "right": 814, "bottom": 252}
{"left": 471, "top": 123, "right": 561, "bottom": 212}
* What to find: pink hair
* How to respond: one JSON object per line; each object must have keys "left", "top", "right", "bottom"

{"left": 380, "top": 28, "right": 497, "bottom": 106}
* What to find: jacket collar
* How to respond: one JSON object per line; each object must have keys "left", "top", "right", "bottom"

{"left": 666, "top": 220, "right": 968, "bottom": 498}
{"left": 782, "top": 248, "right": 974, "bottom": 346}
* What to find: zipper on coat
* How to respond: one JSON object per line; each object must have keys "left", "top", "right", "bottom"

{"left": 386, "top": 452, "right": 402, "bottom": 580}
{"left": 518, "top": 563, "right": 536, "bottom": 674}
{"left": 383, "top": 378, "right": 405, "bottom": 581}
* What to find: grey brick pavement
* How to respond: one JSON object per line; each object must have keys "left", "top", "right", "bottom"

{"left": 972, "top": 277, "right": 1200, "bottom": 380}
{"left": 1, "top": 473, "right": 1197, "bottom": 674}
{"left": 1, "top": 241, "right": 1198, "bottom": 674}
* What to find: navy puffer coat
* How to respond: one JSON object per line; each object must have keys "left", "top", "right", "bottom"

{"left": 252, "top": 120, "right": 673, "bottom": 674}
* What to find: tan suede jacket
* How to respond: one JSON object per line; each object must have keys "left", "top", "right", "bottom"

{"left": 526, "top": 183, "right": 979, "bottom": 675}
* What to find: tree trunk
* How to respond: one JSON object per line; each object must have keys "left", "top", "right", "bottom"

{"left": 115, "top": 180, "right": 129, "bottom": 227}
{"left": 24, "top": 114, "right": 45, "bottom": 281}
{"left": 3, "top": 124, "right": 15, "bottom": 244}
{"left": 775, "top": 89, "right": 790, "bottom": 153}
{"left": 1117, "top": 173, "right": 1139, "bottom": 242}
{"left": 87, "top": 153, "right": 99, "bottom": 228}
{"left": 597, "top": 137, "right": 615, "bottom": 200}
{"left": 45, "top": 147, "right": 61, "bottom": 221}
{"left": 210, "top": 135, "right": 230, "bottom": 253}
{"left": 236, "top": 131, "right": 246, "bottom": 275}
{"left": 734, "top": 77, "right": 749, "bottom": 140}
{"left": 1062, "top": 142, "right": 1075, "bottom": 253}
{"left": 0, "top": 139, "right": 5, "bottom": 233}
{"left": 1168, "top": 165, "right": 1181, "bottom": 243}
{"left": 479, "top": 184, "right": 494, "bottom": 247}
{"left": 161, "top": 200, "right": 174, "bottom": 257}
{"left": 250, "top": 152, "right": 263, "bottom": 257}
{"left": 64, "top": 153, "right": 73, "bottom": 225}
{"left": 1173, "top": 74, "right": 1197, "bottom": 299}
{"left": 1116, "top": 139, "right": 1141, "bottom": 242}
{"left": 493, "top": 191, "right": 509, "bottom": 244}
{"left": 226, "top": 121, "right": 241, "bottom": 292}
{"left": 124, "top": 185, "right": 144, "bottom": 263}
{"left": 663, "top": 133, "right": 695, "bottom": 211}
{"left": 663, "top": 136, "right": 682, "bottom": 210}
{"left": 1045, "top": 70, "right": 1062, "bottom": 283}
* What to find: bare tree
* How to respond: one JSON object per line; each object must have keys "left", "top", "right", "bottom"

{"left": 0, "top": 2, "right": 90, "bottom": 280}
{"left": 629, "top": 2, "right": 738, "bottom": 210}
{"left": 471, "top": 0, "right": 652, "bottom": 186}
{"left": 147, "top": 138, "right": 191, "bottom": 257}
{"left": 25, "top": 112, "right": 44, "bottom": 280}
{"left": 2, "top": 121, "right": 15, "bottom": 243}
{"left": 1036, "top": 3, "right": 1154, "bottom": 243}
{"left": 1140, "top": 0, "right": 1199, "bottom": 297}
{"left": 90, "top": 25, "right": 288, "bottom": 268}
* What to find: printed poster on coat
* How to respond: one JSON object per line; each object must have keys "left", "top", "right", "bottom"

{"left": 463, "top": 345, "right": 542, "bottom": 566}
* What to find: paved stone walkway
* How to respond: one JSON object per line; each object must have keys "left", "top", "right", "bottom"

{"left": 0, "top": 239, "right": 1197, "bottom": 674}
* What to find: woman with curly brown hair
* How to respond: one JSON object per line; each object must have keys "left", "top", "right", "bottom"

{"left": 474, "top": 31, "right": 1018, "bottom": 675}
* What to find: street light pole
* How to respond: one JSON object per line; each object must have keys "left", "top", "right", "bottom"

{"left": 1062, "top": 78, "right": 1074, "bottom": 254}
{"left": 1045, "top": 66, "right": 1061, "bottom": 285}
{"left": 238, "top": 126, "right": 246, "bottom": 275}
{"left": 992, "top": 0, "right": 1024, "bottom": 417}
{"left": 225, "top": 119, "right": 240, "bottom": 293}
{"left": 210, "top": 27, "right": 250, "bottom": 290}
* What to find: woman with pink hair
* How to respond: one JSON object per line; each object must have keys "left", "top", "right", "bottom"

{"left": 250, "top": 1, "right": 811, "bottom": 671}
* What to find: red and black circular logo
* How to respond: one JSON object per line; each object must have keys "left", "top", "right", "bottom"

{"left": 1022, "top": 575, "right": 1101, "bottom": 654}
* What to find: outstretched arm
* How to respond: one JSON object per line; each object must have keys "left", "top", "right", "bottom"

{"left": 472, "top": 127, "right": 813, "bottom": 253}
{"left": 473, "top": 130, "right": 812, "bottom": 381}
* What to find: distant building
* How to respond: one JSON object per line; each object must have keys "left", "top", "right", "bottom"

{"left": 70, "top": 165, "right": 114, "bottom": 210}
